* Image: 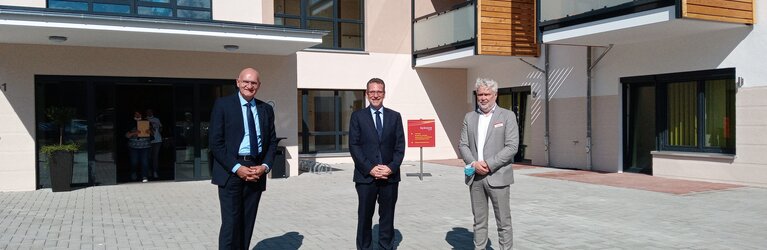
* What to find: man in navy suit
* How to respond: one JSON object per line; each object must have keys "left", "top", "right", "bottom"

{"left": 349, "top": 78, "right": 406, "bottom": 250}
{"left": 209, "top": 68, "right": 278, "bottom": 250}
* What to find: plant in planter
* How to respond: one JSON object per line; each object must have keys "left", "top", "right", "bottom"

{"left": 39, "top": 106, "right": 80, "bottom": 192}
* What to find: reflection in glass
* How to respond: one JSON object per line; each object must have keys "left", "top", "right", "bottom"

{"left": 138, "top": 6, "right": 173, "bottom": 16}
{"left": 704, "top": 79, "right": 735, "bottom": 149}
{"left": 93, "top": 3, "right": 131, "bottom": 14}
{"left": 178, "top": 9, "right": 211, "bottom": 19}
{"left": 308, "top": 0, "right": 333, "bottom": 17}
{"left": 667, "top": 81, "right": 698, "bottom": 147}
{"left": 308, "top": 20, "right": 334, "bottom": 48}
{"left": 36, "top": 82, "right": 90, "bottom": 188}
{"left": 178, "top": 0, "right": 211, "bottom": 8}
{"left": 275, "top": 17, "right": 301, "bottom": 28}
{"left": 338, "top": 0, "right": 361, "bottom": 20}
{"left": 174, "top": 86, "right": 195, "bottom": 180}
{"left": 275, "top": 0, "right": 301, "bottom": 15}
{"left": 340, "top": 22, "right": 362, "bottom": 49}
{"left": 93, "top": 84, "right": 117, "bottom": 185}
{"left": 48, "top": 0, "right": 89, "bottom": 11}
{"left": 298, "top": 89, "right": 364, "bottom": 153}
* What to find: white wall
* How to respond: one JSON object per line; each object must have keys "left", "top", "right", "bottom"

{"left": 212, "top": 0, "right": 264, "bottom": 24}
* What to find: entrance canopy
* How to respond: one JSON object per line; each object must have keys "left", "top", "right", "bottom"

{"left": 0, "top": 7, "right": 325, "bottom": 55}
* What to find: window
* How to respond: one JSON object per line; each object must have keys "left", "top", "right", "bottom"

{"left": 47, "top": 0, "right": 212, "bottom": 20}
{"left": 275, "top": 0, "right": 364, "bottom": 50}
{"left": 298, "top": 89, "right": 365, "bottom": 153}
{"left": 623, "top": 68, "right": 736, "bottom": 154}
{"left": 664, "top": 78, "right": 735, "bottom": 152}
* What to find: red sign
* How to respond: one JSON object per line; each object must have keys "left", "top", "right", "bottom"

{"left": 408, "top": 119, "right": 435, "bottom": 147}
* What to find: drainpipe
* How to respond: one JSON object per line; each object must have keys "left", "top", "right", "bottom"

{"left": 586, "top": 44, "right": 613, "bottom": 171}
{"left": 519, "top": 44, "right": 551, "bottom": 167}
{"left": 544, "top": 44, "right": 551, "bottom": 167}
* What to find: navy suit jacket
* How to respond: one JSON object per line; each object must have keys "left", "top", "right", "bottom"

{"left": 209, "top": 93, "right": 278, "bottom": 188}
{"left": 349, "top": 107, "right": 406, "bottom": 183}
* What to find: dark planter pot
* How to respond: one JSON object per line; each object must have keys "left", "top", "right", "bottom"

{"left": 49, "top": 151, "right": 74, "bottom": 192}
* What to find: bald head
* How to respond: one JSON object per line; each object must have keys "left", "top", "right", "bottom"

{"left": 236, "top": 67, "right": 261, "bottom": 101}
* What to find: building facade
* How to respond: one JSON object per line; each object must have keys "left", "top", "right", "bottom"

{"left": 0, "top": 0, "right": 764, "bottom": 191}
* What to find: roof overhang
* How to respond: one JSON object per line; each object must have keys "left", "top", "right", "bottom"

{"left": 415, "top": 46, "right": 532, "bottom": 69}
{"left": 541, "top": 6, "right": 746, "bottom": 46}
{"left": 0, "top": 7, "right": 325, "bottom": 55}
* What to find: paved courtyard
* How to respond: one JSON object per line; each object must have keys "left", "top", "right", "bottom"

{"left": 2, "top": 161, "right": 767, "bottom": 249}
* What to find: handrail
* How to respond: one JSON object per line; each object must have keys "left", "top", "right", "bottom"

{"left": 413, "top": 0, "right": 474, "bottom": 23}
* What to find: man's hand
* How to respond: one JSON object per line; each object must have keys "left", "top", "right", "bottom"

{"left": 370, "top": 165, "right": 391, "bottom": 180}
{"left": 252, "top": 165, "right": 268, "bottom": 178}
{"left": 473, "top": 161, "right": 490, "bottom": 175}
{"left": 236, "top": 166, "right": 258, "bottom": 181}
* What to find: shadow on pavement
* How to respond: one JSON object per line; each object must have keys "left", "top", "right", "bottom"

{"left": 445, "top": 227, "right": 494, "bottom": 250}
{"left": 253, "top": 231, "right": 304, "bottom": 250}
{"left": 372, "top": 224, "right": 402, "bottom": 249}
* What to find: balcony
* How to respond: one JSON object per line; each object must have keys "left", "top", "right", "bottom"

{"left": 413, "top": 0, "right": 538, "bottom": 68}
{"left": 540, "top": 0, "right": 755, "bottom": 45}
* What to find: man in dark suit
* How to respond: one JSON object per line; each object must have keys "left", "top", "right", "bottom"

{"left": 349, "top": 78, "right": 406, "bottom": 250}
{"left": 209, "top": 68, "right": 278, "bottom": 250}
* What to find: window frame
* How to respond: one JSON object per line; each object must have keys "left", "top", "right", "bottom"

{"left": 298, "top": 89, "right": 366, "bottom": 154}
{"left": 46, "top": 0, "right": 212, "bottom": 21}
{"left": 622, "top": 68, "right": 736, "bottom": 155}
{"left": 275, "top": 0, "right": 365, "bottom": 51}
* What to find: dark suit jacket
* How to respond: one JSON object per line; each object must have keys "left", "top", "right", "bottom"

{"left": 349, "top": 106, "right": 406, "bottom": 183}
{"left": 209, "top": 93, "right": 278, "bottom": 188}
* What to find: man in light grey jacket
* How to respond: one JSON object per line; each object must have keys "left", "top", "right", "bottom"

{"left": 459, "top": 78, "right": 519, "bottom": 250}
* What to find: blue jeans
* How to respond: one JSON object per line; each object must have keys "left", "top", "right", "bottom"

{"left": 129, "top": 147, "right": 150, "bottom": 180}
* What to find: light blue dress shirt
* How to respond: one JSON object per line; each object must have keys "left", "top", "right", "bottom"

{"left": 370, "top": 106, "right": 384, "bottom": 124}
{"left": 232, "top": 95, "right": 268, "bottom": 173}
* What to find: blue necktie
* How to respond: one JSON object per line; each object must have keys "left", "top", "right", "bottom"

{"left": 375, "top": 110, "right": 383, "bottom": 139}
{"left": 246, "top": 102, "right": 258, "bottom": 156}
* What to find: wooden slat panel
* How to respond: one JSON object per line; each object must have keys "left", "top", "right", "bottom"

{"left": 478, "top": 0, "right": 538, "bottom": 57}
{"left": 682, "top": 0, "right": 754, "bottom": 24}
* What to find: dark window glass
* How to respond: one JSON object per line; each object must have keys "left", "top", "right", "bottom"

{"left": 704, "top": 79, "right": 735, "bottom": 149}
{"left": 308, "top": 20, "right": 334, "bottom": 48}
{"left": 339, "top": 0, "right": 361, "bottom": 20}
{"left": 308, "top": 0, "right": 333, "bottom": 18}
{"left": 275, "top": 17, "right": 301, "bottom": 28}
{"left": 49, "top": 0, "right": 89, "bottom": 11}
{"left": 276, "top": 0, "right": 363, "bottom": 50}
{"left": 339, "top": 22, "right": 362, "bottom": 49}
{"left": 275, "top": 0, "right": 301, "bottom": 15}
{"left": 298, "top": 89, "right": 365, "bottom": 153}
{"left": 140, "top": 0, "right": 170, "bottom": 3}
{"left": 93, "top": 3, "right": 131, "bottom": 14}
{"left": 178, "top": 0, "right": 211, "bottom": 8}
{"left": 138, "top": 6, "right": 173, "bottom": 16}
{"left": 178, "top": 9, "right": 211, "bottom": 19}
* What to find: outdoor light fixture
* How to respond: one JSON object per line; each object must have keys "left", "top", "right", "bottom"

{"left": 48, "top": 36, "right": 68, "bottom": 43}
{"left": 224, "top": 44, "right": 239, "bottom": 51}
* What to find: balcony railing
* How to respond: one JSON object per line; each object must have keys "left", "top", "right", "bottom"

{"left": 413, "top": 1, "right": 475, "bottom": 54}
{"left": 539, "top": 0, "right": 676, "bottom": 31}
{"left": 540, "top": 0, "right": 634, "bottom": 22}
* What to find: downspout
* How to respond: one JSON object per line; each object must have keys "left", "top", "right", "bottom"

{"left": 586, "top": 44, "right": 613, "bottom": 171}
{"left": 519, "top": 44, "right": 550, "bottom": 167}
{"left": 544, "top": 44, "right": 551, "bottom": 167}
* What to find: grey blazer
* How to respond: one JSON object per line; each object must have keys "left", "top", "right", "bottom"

{"left": 459, "top": 107, "right": 519, "bottom": 187}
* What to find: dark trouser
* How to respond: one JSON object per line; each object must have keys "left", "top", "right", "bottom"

{"left": 356, "top": 181, "right": 399, "bottom": 250}
{"left": 218, "top": 160, "right": 264, "bottom": 250}
{"left": 129, "top": 147, "right": 150, "bottom": 180}
{"left": 150, "top": 142, "right": 162, "bottom": 177}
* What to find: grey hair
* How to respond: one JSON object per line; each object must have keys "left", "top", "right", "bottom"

{"left": 474, "top": 78, "right": 498, "bottom": 93}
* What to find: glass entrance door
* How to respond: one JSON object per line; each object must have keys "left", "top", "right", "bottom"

{"left": 624, "top": 83, "right": 656, "bottom": 174}
{"left": 497, "top": 87, "right": 532, "bottom": 163}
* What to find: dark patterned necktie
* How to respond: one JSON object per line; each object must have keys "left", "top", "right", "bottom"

{"left": 246, "top": 102, "right": 258, "bottom": 156}
{"left": 375, "top": 110, "right": 383, "bottom": 139}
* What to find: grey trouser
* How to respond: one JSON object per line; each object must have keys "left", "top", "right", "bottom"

{"left": 470, "top": 177, "right": 513, "bottom": 250}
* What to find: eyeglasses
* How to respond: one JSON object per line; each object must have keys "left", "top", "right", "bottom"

{"left": 367, "top": 90, "right": 385, "bottom": 96}
{"left": 239, "top": 80, "right": 260, "bottom": 86}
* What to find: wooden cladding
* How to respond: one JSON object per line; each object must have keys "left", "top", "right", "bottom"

{"left": 477, "top": 0, "right": 538, "bottom": 57}
{"left": 682, "top": 0, "right": 755, "bottom": 24}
